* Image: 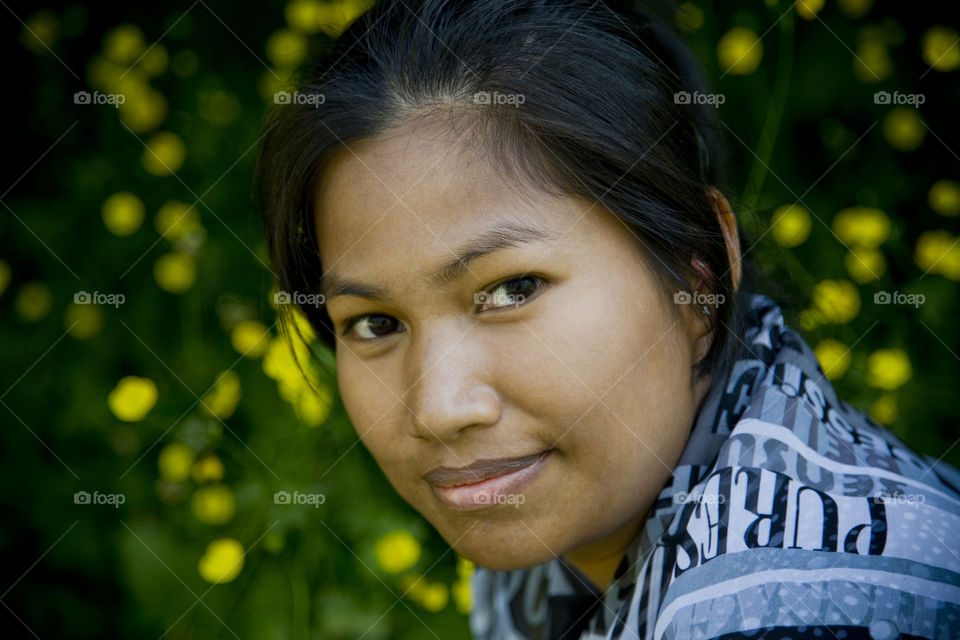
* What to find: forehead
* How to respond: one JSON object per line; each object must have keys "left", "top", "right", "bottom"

{"left": 312, "top": 121, "right": 570, "bottom": 270}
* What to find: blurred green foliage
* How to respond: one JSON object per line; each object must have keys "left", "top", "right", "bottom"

{"left": 1, "top": 0, "right": 958, "bottom": 638}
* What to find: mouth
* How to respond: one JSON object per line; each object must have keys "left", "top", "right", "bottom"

{"left": 426, "top": 449, "right": 552, "bottom": 511}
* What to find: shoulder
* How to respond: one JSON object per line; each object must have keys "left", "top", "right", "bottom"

{"left": 651, "top": 362, "right": 960, "bottom": 639}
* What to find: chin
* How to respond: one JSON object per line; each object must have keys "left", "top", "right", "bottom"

{"left": 438, "top": 518, "right": 564, "bottom": 572}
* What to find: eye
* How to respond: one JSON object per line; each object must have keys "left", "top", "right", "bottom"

{"left": 339, "top": 275, "right": 546, "bottom": 342}
{"left": 340, "top": 313, "right": 403, "bottom": 341}
{"left": 476, "top": 275, "right": 544, "bottom": 311}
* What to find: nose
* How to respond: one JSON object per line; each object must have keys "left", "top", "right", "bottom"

{"left": 404, "top": 322, "right": 501, "bottom": 442}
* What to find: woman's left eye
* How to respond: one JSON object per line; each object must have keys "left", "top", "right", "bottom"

{"left": 476, "top": 275, "right": 544, "bottom": 310}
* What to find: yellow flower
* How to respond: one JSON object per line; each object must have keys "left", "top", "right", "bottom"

{"left": 853, "top": 40, "right": 891, "bottom": 82}
{"left": 141, "top": 131, "right": 186, "bottom": 176}
{"left": 928, "top": 179, "right": 960, "bottom": 217}
{"left": 914, "top": 230, "right": 955, "bottom": 273}
{"left": 869, "top": 393, "right": 898, "bottom": 425}
{"left": 814, "top": 339, "right": 852, "bottom": 380}
{"left": 279, "top": 304, "right": 317, "bottom": 342}
{"left": 21, "top": 11, "right": 58, "bottom": 52}
{"left": 266, "top": 29, "right": 308, "bottom": 67}
{"left": 201, "top": 370, "right": 241, "bottom": 420}
{"left": 843, "top": 247, "right": 885, "bottom": 284}
{"left": 811, "top": 279, "right": 860, "bottom": 324}
{"left": 192, "top": 455, "right": 226, "bottom": 483}
{"left": 231, "top": 320, "right": 271, "bottom": 358}
{"left": 103, "top": 24, "right": 146, "bottom": 64}
{"left": 102, "top": 192, "right": 146, "bottom": 236}
{"left": 158, "top": 442, "right": 195, "bottom": 482}
{"left": 0, "top": 260, "right": 10, "bottom": 296}
{"left": 770, "top": 204, "right": 812, "bottom": 248}
{"left": 139, "top": 45, "right": 168, "bottom": 76}
{"left": 108, "top": 376, "right": 158, "bottom": 422}
{"left": 198, "top": 90, "right": 242, "bottom": 126}
{"left": 419, "top": 582, "right": 449, "bottom": 612}
{"left": 286, "top": 0, "right": 325, "bottom": 33}
{"left": 831, "top": 206, "right": 890, "bottom": 248}
{"left": 453, "top": 555, "right": 475, "bottom": 613}
{"left": 838, "top": 0, "right": 874, "bottom": 19}
{"left": 65, "top": 303, "right": 104, "bottom": 340}
{"left": 452, "top": 576, "right": 472, "bottom": 614}
{"left": 717, "top": 27, "right": 763, "bottom": 75}
{"left": 15, "top": 282, "right": 52, "bottom": 322}
{"left": 866, "top": 348, "right": 911, "bottom": 390}
{"left": 118, "top": 87, "right": 168, "bottom": 134}
{"left": 796, "top": 0, "right": 824, "bottom": 21}
{"left": 922, "top": 26, "right": 960, "bottom": 72}
{"left": 939, "top": 244, "right": 960, "bottom": 281}
{"left": 675, "top": 3, "right": 704, "bottom": 32}
{"left": 198, "top": 538, "right": 245, "bottom": 584}
{"left": 154, "top": 252, "right": 196, "bottom": 294}
{"left": 797, "top": 308, "right": 825, "bottom": 332}
{"left": 191, "top": 485, "right": 236, "bottom": 525}
{"left": 155, "top": 200, "right": 202, "bottom": 242}
{"left": 882, "top": 108, "right": 925, "bottom": 152}
{"left": 294, "top": 386, "right": 334, "bottom": 427}
{"left": 374, "top": 530, "right": 421, "bottom": 574}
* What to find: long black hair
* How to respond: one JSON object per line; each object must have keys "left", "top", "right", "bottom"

{"left": 257, "top": 0, "right": 767, "bottom": 384}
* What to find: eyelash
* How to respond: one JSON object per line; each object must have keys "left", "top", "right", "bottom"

{"left": 338, "top": 275, "right": 546, "bottom": 341}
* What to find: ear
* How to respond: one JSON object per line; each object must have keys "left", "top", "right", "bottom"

{"left": 705, "top": 186, "right": 742, "bottom": 293}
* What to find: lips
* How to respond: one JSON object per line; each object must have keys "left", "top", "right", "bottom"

{"left": 424, "top": 449, "right": 551, "bottom": 488}
{"left": 426, "top": 449, "right": 553, "bottom": 512}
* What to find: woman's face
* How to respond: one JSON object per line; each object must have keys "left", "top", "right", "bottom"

{"left": 313, "top": 120, "right": 715, "bottom": 571}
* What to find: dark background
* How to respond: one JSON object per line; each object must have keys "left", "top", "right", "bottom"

{"left": 1, "top": 0, "right": 958, "bottom": 637}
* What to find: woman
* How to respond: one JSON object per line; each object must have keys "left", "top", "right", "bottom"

{"left": 256, "top": 0, "right": 960, "bottom": 637}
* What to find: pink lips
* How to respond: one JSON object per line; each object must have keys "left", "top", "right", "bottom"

{"left": 426, "top": 449, "right": 551, "bottom": 511}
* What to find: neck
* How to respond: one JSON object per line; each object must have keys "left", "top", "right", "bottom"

{"left": 561, "top": 510, "right": 646, "bottom": 593}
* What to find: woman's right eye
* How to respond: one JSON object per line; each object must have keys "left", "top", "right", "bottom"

{"left": 342, "top": 314, "right": 402, "bottom": 341}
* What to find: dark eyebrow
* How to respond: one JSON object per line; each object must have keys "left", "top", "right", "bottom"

{"left": 319, "top": 222, "right": 560, "bottom": 301}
